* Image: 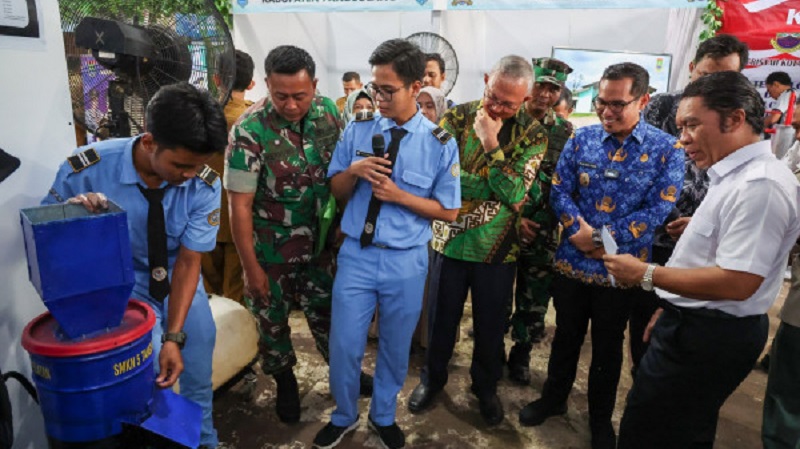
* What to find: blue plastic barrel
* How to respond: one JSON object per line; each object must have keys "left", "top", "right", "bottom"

{"left": 22, "top": 300, "right": 156, "bottom": 443}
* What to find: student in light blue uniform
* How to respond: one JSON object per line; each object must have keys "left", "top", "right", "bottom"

{"left": 312, "top": 39, "right": 461, "bottom": 449}
{"left": 42, "top": 83, "right": 228, "bottom": 449}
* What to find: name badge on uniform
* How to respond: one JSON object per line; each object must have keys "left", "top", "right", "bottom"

{"left": 604, "top": 169, "right": 620, "bottom": 180}
{"left": 356, "top": 151, "right": 374, "bottom": 158}
{"left": 578, "top": 161, "right": 597, "bottom": 169}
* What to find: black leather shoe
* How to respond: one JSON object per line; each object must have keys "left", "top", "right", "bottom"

{"left": 359, "top": 371, "right": 374, "bottom": 396}
{"left": 273, "top": 369, "right": 300, "bottom": 423}
{"left": 507, "top": 343, "right": 533, "bottom": 385}
{"left": 518, "top": 398, "right": 567, "bottom": 426}
{"left": 407, "top": 382, "right": 440, "bottom": 413}
{"left": 478, "top": 394, "right": 504, "bottom": 426}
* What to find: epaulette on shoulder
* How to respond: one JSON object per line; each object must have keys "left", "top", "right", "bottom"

{"left": 432, "top": 127, "right": 452, "bottom": 144}
{"left": 67, "top": 148, "right": 100, "bottom": 173}
{"left": 196, "top": 164, "right": 219, "bottom": 186}
{"left": 354, "top": 111, "right": 375, "bottom": 122}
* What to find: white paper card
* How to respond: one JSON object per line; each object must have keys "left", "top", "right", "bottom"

{"left": 601, "top": 226, "right": 618, "bottom": 286}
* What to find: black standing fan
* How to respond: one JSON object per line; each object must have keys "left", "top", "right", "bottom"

{"left": 407, "top": 32, "right": 459, "bottom": 96}
{"left": 60, "top": 0, "right": 235, "bottom": 139}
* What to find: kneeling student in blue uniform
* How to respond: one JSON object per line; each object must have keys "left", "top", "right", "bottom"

{"left": 42, "top": 82, "right": 228, "bottom": 449}
{"left": 312, "top": 39, "right": 461, "bottom": 449}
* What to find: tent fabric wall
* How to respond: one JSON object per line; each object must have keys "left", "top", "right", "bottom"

{"left": 665, "top": 7, "right": 703, "bottom": 91}
{"left": 0, "top": 1, "right": 76, "bottom": 448}
{"left": 234, "top": 9, "right": 675, "bottom": 105}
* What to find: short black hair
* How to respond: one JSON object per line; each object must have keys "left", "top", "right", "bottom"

{"left": 231, "top": 50, "right": 254, "bottom": 91}
{"left": 264, "top": 45, "right": 315, "bottom": 79}
{"left": 694, "top": 34, "right": 749, "bottom": 72}
{"left": 146, "top": 82, "right": 228, "bottom": 155}
{"left": 766, "top": 71, "right": 793, "bottom": 87}
{"left": 557, "top": 87, "right": 573, "bottom": 108}
{"left": 682, "top": 71, "right": 765, "bottom": 135}
{"left": 425, "top": 53, "right": 446, "bottom": 74}
{"left": 601, "top": 62, "right": 650, "bottom": 98}
{"left": 342, "top": 71, "right": 360, "bottom": 83}
{"left": 368, "top": 39, "right": 426, "bottom": 86}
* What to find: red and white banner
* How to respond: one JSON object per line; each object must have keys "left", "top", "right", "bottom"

{"left": 719, "top": 0, "right": 800, "bottom": 109}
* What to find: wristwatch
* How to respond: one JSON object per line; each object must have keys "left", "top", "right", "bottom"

{"left": 641, "top": 264, "right": 658, "bottom": 291}
{"left": 591, "top": 228, "right": 603, "bottom": 249}
{"left": 161, "top": 331, "right": 187, "bottom": 349}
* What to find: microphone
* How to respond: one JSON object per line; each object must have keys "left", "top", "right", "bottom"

{"left": 372, "top": 133, "right": 385, "bottom": 158}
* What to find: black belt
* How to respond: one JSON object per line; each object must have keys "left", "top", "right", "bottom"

{"left": 657, "top": 299, "right": 762, "bottom": 321}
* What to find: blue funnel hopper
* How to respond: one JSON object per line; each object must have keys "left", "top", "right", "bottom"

{"left": 20, "top": 202, "right": 135, "bottom": 339}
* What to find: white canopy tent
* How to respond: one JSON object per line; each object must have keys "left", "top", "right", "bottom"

{"left": 233, "top": 7, "right": 703, "bottom": 105}
{"left": 0, "top": 3, "right": 703, "bottom": 447}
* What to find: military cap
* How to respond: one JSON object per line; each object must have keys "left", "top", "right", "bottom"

{"left": 532, "top": 57, "right": 573, "bottom": 87}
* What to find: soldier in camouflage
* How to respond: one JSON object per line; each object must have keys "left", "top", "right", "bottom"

{"left": 225, "top": 46, "right": 369, "bottom": 424}
{"left": 507, "top": 58, "right": 574, "bottom": 385}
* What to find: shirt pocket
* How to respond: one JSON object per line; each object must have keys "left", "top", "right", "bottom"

{"left": 684, "top": 215, "right": 716, "bottom": 263}
{"left": 270, "top": 161, "right": 305, "bottom": 200}
{"left": 400, "top": 170, "right": 433, "bottom": 197}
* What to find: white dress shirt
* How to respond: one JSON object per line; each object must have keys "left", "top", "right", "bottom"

{"left": 658, "top": 140, "right": 800, "bottom": 317}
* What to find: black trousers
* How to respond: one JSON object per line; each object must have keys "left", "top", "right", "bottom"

{"left": 629, "top": 245, "right": 673, "bottom": 374}
{"left": 541, "top": 275, "right": 640, "bottom": 436}
{"left": 421, "top": 253, "right": 516, "bottom": 398}
{"left": 618, "top": 305, "right": 768, "bottom": 449}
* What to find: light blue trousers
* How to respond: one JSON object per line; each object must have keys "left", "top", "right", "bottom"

{"left": 329, "top": 238, "right": 427, "bottom": 427}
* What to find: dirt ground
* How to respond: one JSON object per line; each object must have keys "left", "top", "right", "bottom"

{"left": 213, "top": 281, "right": 786, "bottom": 449}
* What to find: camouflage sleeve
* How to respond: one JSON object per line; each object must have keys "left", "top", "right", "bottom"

{"left": 483, "top": 125, "right": 548, "bottom": 206}
{"left": 223, "top": 115, "right": 263, "bottom": 194}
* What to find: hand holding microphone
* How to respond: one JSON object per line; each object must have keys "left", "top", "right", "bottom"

{"left": 350, "top": 133, "right": 393, "bottom": 184}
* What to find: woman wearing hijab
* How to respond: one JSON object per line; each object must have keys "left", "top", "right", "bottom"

{"left": 341, "top": 88, "right": 375, "bottom": 124}
{"left": 417, "top": 86, "right": 447, "bottom": 124}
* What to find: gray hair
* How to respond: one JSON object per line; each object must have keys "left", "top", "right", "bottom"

{"left": 488, "top": 55, "right": 534, "bottom": 91}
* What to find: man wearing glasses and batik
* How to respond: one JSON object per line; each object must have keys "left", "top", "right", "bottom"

{"left": 408, "top": 55, "right": 547, "bottom": 426}
{"left": 518, "top": 62, "right": 684, "bottom": 449}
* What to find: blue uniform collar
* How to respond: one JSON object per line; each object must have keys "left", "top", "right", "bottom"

{"left": 119, "top": 135, "right": 190, "bottom": 188}
{"left": 600, "top": 113, "right": 647, "bottom": 145}
{"left": 120, "top": 136, "right": 143, "bottom": 185}
{"left": 378, "top": 109, "right": 424, "bottom": 134}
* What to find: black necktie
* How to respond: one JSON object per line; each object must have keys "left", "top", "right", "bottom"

{"left": 137, "top": 184, "right": 170, "bottom": 301}
{"left": 360, "top": 127, "right": 407, "bottom": 248}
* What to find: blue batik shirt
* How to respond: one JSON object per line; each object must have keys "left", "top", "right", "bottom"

{"left": 550, "top": 118, "right": 685, "bottom": 286}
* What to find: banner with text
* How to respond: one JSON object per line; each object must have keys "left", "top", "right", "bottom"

{"left": 445, "top": 0, "right": 706, "bottom": 10}
{"left": 719, "top": 0, "right": 800, "bottom": 108}
{"left": 233, "top": 0, "right": 433, "bottom": 14}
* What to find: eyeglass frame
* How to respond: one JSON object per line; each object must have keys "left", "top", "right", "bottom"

{"left": 365, "top": 82, "right": 409, "bottom": 102}
{"left": 592, "top": 95, "right": 641, "bottom": 114}
{"left": 483, "top": 87, "right": 523, "bottom": 112}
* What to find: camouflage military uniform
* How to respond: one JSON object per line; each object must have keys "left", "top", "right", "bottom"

{"left": 225, "top": 95, "right": 341, "bottom": 375}
{"left": 509, "top": 109, "right": 573, "bottom": 346}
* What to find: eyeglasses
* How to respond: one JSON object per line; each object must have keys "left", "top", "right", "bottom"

{"left": 365, "top": 82, "right": 406, "bottom": 102}
{"left": 593, "top": 96, "right": 640, "bottom": 113}
{"left": 484, "top": 88, "right": 521, "bottom": 112}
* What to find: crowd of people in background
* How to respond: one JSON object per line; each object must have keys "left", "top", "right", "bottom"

{"left": 50, "top": 31, "right": 800, "bottom": 449}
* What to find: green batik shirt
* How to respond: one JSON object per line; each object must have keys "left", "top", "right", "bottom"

{"left": 431, "top": 100, "right": 548, "bottom": 264}
{"left": 224, "top": 96, "right": 342, "bottom": 264}
{"left": 522, "top": 109, "right": 574, "bottom": 250}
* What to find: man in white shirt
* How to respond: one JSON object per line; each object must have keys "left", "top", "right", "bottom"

{"left": 764, "top": 71, "right": 794, "bottom": 130}
{"left": 604, "top": 71, "right": 800, "bottom": 449}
